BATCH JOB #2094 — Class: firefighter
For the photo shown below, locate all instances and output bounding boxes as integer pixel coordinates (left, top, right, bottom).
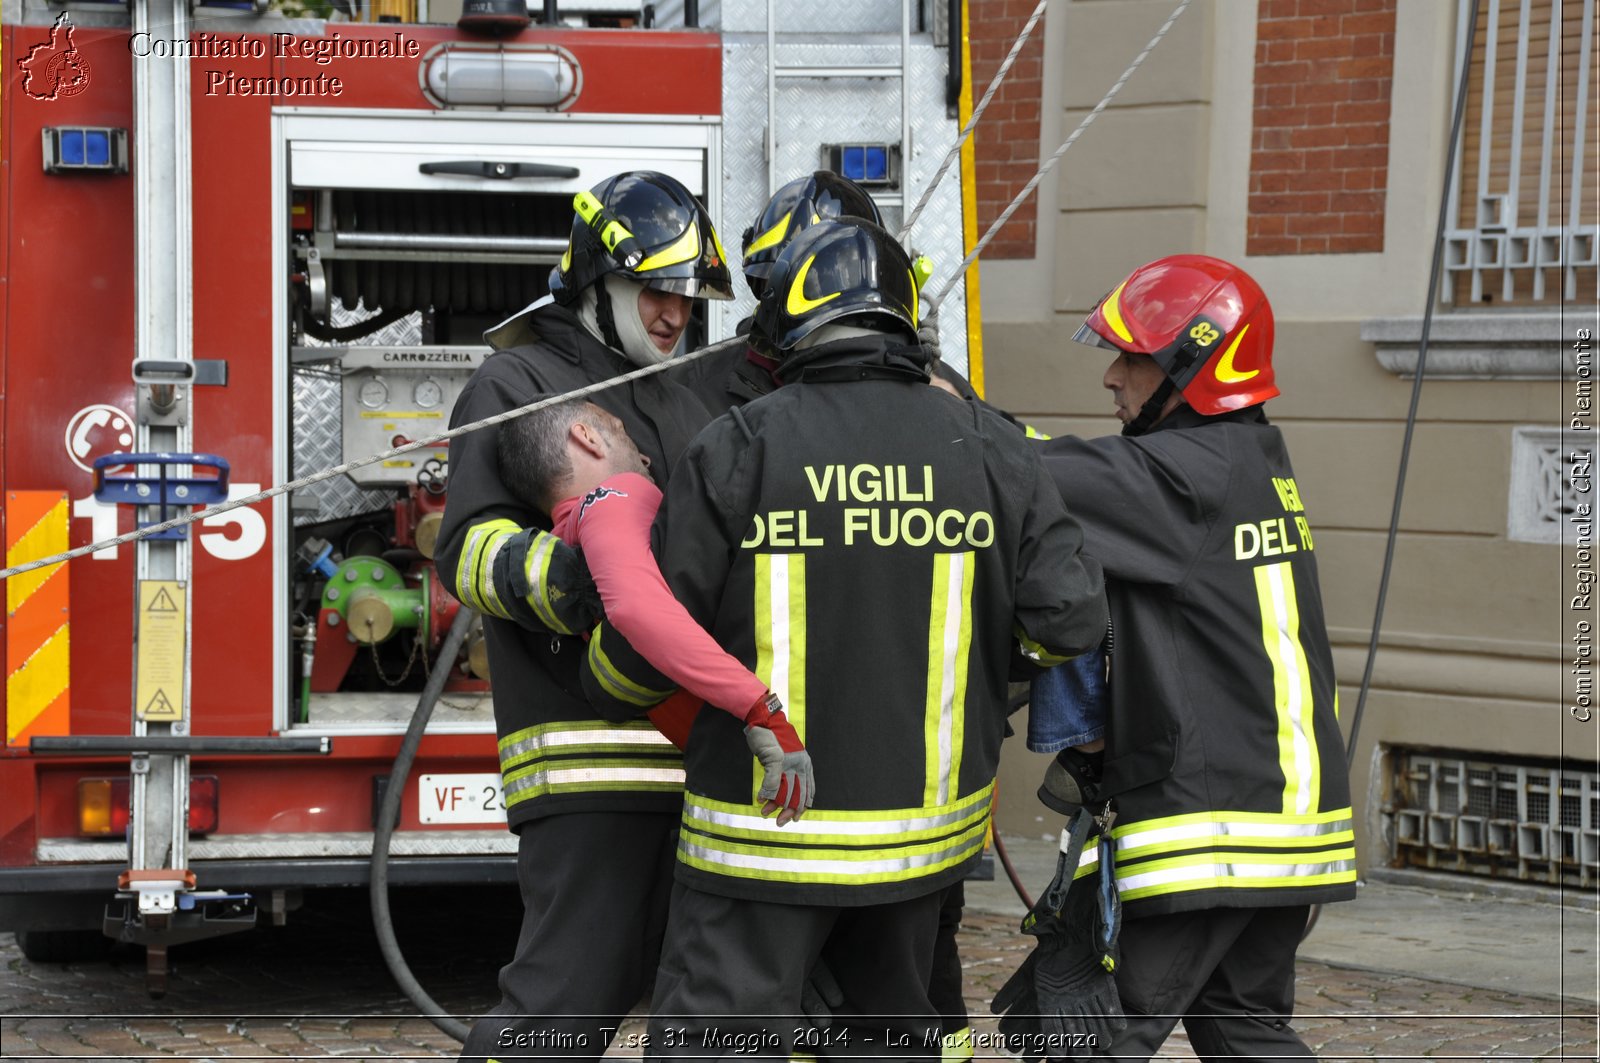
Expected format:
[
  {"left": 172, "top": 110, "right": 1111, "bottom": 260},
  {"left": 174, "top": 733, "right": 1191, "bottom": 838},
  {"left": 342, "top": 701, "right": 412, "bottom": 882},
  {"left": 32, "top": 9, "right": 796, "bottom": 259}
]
[
  {"left": 999, "top": 255, "right": 1357, "bottom": 1059},
  {"left": 581, "top": 218, "right": 1108, "bottom": 1056},
  {"left": 667, "top": 170, "right": 888, "bottom": 415},
  {"left": 435, "top": 169, "right": 734, "bottom": 1062}
]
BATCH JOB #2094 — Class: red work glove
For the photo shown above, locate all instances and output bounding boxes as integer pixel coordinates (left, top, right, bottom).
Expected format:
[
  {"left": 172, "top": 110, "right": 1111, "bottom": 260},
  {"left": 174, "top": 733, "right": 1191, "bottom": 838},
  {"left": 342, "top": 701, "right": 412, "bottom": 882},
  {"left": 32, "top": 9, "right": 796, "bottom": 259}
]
[{"left": 743, "top": 693, "right": 815, "bottom": 826}]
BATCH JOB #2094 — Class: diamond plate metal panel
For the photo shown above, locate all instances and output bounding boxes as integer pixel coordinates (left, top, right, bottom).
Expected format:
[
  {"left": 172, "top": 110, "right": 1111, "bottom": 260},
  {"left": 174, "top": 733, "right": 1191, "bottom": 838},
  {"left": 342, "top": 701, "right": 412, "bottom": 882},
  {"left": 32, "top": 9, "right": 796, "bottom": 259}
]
[
  {"left": 293, "top": 300, "right": 424, "bottom": 526},
  {"left": 722, "top": 0, "right": 920, "bottom": 35},
  {"left": 722, "top": 33, "right": 972, "bottom": 377}
]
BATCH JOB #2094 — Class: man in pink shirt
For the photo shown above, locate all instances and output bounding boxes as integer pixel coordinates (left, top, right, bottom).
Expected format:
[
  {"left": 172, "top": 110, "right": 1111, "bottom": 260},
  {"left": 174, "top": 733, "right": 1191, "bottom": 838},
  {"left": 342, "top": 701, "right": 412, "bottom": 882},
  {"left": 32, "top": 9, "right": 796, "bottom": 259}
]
[{"left": 497, "top": 400, "right": 814, "bottom": 825}]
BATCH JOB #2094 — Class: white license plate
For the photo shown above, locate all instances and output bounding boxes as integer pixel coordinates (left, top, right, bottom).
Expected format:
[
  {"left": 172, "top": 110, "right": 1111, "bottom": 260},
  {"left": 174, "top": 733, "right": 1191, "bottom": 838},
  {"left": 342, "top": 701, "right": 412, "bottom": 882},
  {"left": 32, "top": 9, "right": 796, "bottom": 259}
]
[{"left": 417, "top": 773, "right": 508, "bottom": 825}]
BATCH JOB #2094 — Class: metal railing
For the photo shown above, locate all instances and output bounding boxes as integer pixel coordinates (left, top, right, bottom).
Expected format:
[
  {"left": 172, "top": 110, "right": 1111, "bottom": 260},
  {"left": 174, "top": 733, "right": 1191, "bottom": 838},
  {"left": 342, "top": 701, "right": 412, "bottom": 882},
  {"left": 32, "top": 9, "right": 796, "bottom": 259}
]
[{"left": 1444, "top": 0, "right": 1598, "bottom": 304}]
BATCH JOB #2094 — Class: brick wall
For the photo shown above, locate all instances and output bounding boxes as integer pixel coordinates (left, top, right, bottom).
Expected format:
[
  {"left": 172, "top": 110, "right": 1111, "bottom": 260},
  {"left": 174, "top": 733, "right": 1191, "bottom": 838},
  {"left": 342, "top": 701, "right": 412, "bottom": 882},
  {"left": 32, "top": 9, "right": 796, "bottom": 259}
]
[
  {"left": 1248, "top": 0, "right": 1397, "bottom": 255},
  {"left": 968, "top": 0, "right": 1045, "bottom": 259}
]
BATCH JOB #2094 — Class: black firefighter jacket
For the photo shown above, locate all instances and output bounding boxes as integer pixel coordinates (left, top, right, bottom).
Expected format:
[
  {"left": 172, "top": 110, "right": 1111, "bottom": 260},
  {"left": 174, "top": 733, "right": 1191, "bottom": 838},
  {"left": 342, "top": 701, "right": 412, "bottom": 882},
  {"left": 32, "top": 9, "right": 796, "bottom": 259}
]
[
  {"left": 1035, "top": 405, "right": 1357, "bottom": 918},
  {"left": 585, "top": 335, "right": 1108, "bottom": 907},
  {"left": 436, "top": 300, "right": 724, "bottom": 829}
]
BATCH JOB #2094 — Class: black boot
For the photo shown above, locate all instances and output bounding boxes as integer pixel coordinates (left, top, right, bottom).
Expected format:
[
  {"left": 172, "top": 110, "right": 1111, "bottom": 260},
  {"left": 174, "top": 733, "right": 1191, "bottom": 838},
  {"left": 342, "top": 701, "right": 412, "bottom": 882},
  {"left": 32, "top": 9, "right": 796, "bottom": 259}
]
[{"left": 1037, "top": 748, "right": 1104, "bottom": 815}]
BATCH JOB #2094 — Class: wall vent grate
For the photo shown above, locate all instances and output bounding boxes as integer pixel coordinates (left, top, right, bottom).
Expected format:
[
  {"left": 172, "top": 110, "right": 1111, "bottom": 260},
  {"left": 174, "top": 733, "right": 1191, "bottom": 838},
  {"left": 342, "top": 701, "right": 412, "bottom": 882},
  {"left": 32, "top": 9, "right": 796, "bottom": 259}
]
[{"left": 1389, "top": 750, "right": 1599, "bottom": 888}]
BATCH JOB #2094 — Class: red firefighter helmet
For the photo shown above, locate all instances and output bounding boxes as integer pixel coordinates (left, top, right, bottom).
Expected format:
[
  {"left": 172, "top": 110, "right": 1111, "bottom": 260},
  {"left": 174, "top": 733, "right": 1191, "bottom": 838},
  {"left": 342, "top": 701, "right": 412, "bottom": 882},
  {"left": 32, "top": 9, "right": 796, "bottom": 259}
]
[{"left": 1073, "top": 254, "right": 1278, "bottom": 415}]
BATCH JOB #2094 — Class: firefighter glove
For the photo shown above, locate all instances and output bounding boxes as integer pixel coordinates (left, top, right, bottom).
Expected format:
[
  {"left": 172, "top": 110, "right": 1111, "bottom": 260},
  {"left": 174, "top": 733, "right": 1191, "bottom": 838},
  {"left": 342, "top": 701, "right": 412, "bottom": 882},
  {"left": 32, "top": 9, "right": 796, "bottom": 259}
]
[
  {"left": 992, "top": 813, "right": 1125, "bottom": 1060},
  {"left": 501, "top": 527, "right": 602, "bottom": 636},
  {"left": 743, "top": 693, "right": 814, "bottom": 826}
]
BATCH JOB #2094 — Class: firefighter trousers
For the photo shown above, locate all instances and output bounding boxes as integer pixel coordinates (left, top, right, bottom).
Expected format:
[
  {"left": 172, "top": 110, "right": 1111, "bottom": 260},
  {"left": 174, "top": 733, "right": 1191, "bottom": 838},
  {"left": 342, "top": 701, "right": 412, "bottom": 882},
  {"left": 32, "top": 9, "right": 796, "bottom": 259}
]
[
  {"left": 646, "top": 881, "right": 942, "bottom": 1061},
  {"left": 928, "top": 882, "right": 971, "bottom": 1053},
  {"left": 1099, "top": 905, "right": 1315, "bottom": 1062},
  {"left": 459, "top": 810, "right": 678, "bottom": 1063}
]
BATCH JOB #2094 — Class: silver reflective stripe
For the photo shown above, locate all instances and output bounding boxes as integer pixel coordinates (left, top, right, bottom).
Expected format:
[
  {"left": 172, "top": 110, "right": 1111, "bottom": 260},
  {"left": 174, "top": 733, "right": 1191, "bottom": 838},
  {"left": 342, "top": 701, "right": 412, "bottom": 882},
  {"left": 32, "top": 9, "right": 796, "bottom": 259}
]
[
  {"left": 499, "top": 726, "right": 677, "bottom": 764},
  {"left": 680, "top": 828, "right": 985, "bottom": 878},
  {"left": 1116, "top": 815, "right": 1353, "bottom": 854},
  {"left": 1257, "top": 560, "right": 1315, "bottom": 815},
  {"left": 931, "top": 552, "right": 967, "bottom": 806},
  {"left": 503, "top": 765, "right": 685, "bottom": 799},
  {"left": 1060, "top": 826, "right": 1104, "bottom": 867},
  {"left": 457, "top": 522, "right": 497, "bottom": 614},
  {"left": 768, "top": 553, "right": 795, "bottom": 713},
  {"left": 523, "top": 529, "right": 560, "bottom": 630},
  {"left": 684, "top": 787, "right": 991, "bottom": 840},
  {"left": 1117, "top": 854, "right": 1358, "bottom": 896},
  {"left": 479, "top": 528, "right": 513, "bottom": 617}
]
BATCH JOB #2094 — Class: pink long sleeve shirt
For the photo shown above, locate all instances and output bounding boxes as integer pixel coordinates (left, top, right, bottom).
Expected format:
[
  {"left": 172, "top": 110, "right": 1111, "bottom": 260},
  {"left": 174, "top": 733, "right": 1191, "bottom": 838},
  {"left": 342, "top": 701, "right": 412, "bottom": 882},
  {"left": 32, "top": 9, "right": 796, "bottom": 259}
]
[{"left": 551, "top": 472, "right": 767, "bottom": 718}]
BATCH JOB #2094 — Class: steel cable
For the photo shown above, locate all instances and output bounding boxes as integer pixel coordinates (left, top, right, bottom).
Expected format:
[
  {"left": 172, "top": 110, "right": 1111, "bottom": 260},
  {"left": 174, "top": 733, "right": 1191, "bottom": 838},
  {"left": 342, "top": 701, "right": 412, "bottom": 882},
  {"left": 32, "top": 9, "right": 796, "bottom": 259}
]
[
  {"left": 926, "top": 0, "right": 1192, "bottom": 316},
  {"left": 0, "top": 336, "right": 741, "bottom": 581},
  {"left": 2, "top": 2, "right": 1191, "bottom": 581},
  {"left": 899, "top": 0, "right": 1048, "bottom": 241}
]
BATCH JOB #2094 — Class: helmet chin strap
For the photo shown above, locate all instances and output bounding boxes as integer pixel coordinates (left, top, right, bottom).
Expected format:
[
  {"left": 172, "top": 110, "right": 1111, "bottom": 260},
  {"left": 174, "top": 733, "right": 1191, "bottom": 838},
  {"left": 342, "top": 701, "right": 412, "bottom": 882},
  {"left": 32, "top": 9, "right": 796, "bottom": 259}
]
[
  {"left": 1122, "top": 341, "right": 1203, "bottom": 437},
  {"left": 1121, "top": 377, "right": 1178, "bottom": 437}
]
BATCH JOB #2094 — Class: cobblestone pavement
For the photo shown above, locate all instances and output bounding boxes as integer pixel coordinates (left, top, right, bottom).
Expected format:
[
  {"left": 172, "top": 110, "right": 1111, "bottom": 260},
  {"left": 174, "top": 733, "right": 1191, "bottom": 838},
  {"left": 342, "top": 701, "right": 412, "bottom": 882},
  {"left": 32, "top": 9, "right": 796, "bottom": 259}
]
[{"left": 2, "top": 888, "right": 1595, "bottom": 1060}]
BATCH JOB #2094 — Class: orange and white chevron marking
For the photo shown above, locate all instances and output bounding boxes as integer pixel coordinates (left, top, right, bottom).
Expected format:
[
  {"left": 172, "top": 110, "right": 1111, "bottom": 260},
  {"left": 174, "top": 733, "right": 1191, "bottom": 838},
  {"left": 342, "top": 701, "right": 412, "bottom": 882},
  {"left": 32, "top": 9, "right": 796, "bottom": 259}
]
[{"left": 6, "top": 492, "right": 71, "bottom": 746}]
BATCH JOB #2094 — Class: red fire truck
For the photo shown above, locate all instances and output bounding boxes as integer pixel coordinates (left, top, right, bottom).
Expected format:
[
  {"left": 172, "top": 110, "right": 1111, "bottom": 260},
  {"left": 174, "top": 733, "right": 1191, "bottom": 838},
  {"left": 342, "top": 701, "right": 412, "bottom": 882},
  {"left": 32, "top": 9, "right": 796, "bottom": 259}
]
[{"left": 1, "top": 0, "right": 979, "bottom": 988}]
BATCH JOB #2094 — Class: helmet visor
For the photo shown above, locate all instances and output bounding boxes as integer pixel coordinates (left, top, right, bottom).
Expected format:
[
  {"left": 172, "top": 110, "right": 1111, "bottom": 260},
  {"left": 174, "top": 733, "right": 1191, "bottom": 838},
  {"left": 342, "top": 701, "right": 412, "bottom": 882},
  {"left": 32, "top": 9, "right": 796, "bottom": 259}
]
[
  {"left": 646, "top": 274, "right": 735, "bottom": 301},
  {"left": 1072, "top": 320, "right": 1127, "bottom": 353}
]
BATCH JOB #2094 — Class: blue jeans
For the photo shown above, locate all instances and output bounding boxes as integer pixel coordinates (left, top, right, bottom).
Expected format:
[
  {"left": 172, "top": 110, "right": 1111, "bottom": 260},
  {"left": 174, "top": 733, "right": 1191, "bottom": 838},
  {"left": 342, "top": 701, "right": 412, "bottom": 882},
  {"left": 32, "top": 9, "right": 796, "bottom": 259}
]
[{"left": 1027, "top": 649, "right": 1108, "bottom": 753}]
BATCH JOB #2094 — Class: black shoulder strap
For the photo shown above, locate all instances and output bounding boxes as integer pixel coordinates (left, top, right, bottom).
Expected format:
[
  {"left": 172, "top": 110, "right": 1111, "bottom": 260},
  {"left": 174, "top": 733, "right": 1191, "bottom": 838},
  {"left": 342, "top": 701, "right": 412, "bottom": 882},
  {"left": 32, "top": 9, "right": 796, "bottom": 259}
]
[{"left": 729, "top": 404, "right": 756, "bottom": 443}]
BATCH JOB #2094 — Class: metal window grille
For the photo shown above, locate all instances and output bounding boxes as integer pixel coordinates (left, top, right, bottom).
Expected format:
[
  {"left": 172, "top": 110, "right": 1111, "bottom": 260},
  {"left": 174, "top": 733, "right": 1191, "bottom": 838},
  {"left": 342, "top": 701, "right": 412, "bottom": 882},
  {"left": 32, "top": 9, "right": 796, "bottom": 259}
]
[
  {"left": 1444, "top": 0, "right": 1599, "bottom": 306},
  {"left": 1389, "top": 750, "right": 1600, "bottom": 888},
  {"left": 1508, "top": 426, "right": 1585, "bottom": 542}
]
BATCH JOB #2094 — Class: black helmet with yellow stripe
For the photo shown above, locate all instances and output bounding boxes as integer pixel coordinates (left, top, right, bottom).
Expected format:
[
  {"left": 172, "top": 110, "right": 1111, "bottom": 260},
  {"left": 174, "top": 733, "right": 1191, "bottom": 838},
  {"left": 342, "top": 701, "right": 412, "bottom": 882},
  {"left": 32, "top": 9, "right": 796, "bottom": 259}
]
[
  {"left": 549, "top": 171, "right": 734, "bottom": 305},
  {"left": 752, "top": 218, "right": 920, "bottom": 354},
  {"left": 741, "top": 172, "right": 883, "bottom": 297}
]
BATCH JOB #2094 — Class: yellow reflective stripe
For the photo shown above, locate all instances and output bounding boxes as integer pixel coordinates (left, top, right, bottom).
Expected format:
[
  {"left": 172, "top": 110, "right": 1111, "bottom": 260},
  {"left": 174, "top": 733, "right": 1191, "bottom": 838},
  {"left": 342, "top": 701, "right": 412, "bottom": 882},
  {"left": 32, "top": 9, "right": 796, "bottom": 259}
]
[
  {"left": 635, "top": 220, "right": 701, "bottom": 273},
  {"left": 522, "top": 530, "right": 566, "bottom": 632},
  {"left": 942, "top": 1028, "right": 974, "bottom": 1063},
  {"left": 1111, "top": 807, "right": 1351, "bottom": 836},
  {"left": 499, "top": 720, "right": 676, "bottom": 766},
  {"left": 457, "top": 519, "right": 518, "bottom": 618},
  {"left": 1113, "top": 811, "right": 1352, "bottom": 845},
  {"left": 684, "top": 784, "right": 993, "bottom": 846},
  {"left": 1014, "top": 625, "right": 1070, "bottom": 666},
  {"left": 502, "top": 759, "right": 685, "bottom": 807},
  {"left": 710, "top": 223, "right": 729, "bottom": 271},
  {"left": 586, "top": 628, "right": 675, "bottom": 708},
  {"left": 1213, "top": 324, "right": 1259, "bottom": 383},
  {"left": 754, "top": 553, "right": 807, "bottom": 801},
  {"left": 678, "top": 816, "right": 987, "bottom": 886},
  {"left": 1113, "top": 847, "right": 1358, "bottom": 902},
  {"left": 1255, "top": 561, "right": 1319, "bottom": 815},
  {"left": 745, "top": 211, "right": 791, "bottom": 255},
  {"left": 7, "top": 625, "right": 69, "bottom": 744},
  {"left": 1100, "top": 280, "right": 1135, "bottom": 345},
  {"left": 924, "top": 552, "right": 973, "bottom": 807},
  {"left": 1064, "top": 827, "right": 1103, "bottom": 881},
  {"left": 786, "top": 254, "right": 842, "bottom": 316},
  {"left": 1116, "top": 829, "right": 1354, "bottom": 863},
  {"left": 1023, "top": 423, "right": 1053, "bottom": 440}
]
